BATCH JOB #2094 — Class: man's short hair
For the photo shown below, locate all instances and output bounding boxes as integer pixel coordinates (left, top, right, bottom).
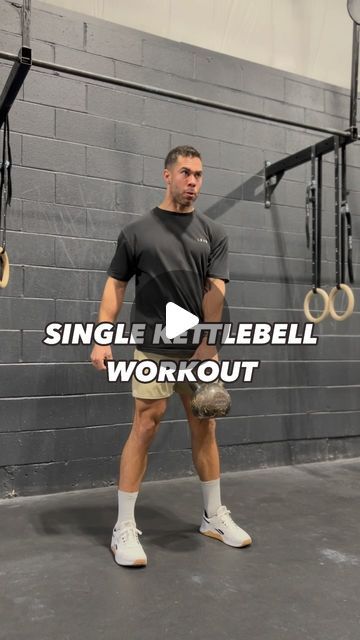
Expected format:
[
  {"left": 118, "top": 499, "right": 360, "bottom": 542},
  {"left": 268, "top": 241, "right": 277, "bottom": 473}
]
[{"left": 164, "top": 145, "right": 202, "bottom": 169}]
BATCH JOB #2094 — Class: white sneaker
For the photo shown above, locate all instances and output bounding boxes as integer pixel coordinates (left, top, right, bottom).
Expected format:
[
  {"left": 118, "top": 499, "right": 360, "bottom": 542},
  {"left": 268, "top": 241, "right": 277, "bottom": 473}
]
[
  {"left": 199, "top": 505, "right": 252, "bottom": 548},
  {"left": 111, "top": 520, "right": 147, "bottom": 566}
]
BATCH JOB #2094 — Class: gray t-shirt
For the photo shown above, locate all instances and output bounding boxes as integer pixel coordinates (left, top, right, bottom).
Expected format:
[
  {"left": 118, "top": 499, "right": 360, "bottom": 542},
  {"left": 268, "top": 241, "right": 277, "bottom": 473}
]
[{"left": 107, "top": 206, "right": 229, "bottom": 355}]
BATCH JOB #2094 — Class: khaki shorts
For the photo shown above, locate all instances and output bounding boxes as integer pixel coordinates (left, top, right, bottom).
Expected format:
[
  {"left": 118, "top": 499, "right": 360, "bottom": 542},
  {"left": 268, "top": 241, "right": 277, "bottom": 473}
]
[{"left": 131, "top": 348, "right": 194, "bottom": 400}]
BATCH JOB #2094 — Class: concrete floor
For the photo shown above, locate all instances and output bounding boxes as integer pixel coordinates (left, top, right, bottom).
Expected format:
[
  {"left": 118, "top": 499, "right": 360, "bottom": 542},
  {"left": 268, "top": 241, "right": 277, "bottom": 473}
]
[{"left": 1, "top": 458, "right": 360, "bottom": 640}]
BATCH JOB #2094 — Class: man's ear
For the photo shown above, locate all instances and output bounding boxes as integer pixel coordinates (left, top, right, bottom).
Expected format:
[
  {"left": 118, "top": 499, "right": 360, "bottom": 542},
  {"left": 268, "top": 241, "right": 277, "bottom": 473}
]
[{"left": 163, "top": 168, "right": 171, "bottom": 185}]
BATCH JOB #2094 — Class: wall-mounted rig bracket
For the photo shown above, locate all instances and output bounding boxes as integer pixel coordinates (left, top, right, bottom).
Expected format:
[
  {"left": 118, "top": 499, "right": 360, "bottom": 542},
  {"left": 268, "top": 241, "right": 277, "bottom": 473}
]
[
  {"left": 264, "top": 161, "right": 284, "bottom": 208},
  {"left": 0, "top": 46, "right": 32, "bottom": 130},
  {"left": 263, "top": 131, "right": 356, "bottom": 209},
  {"left": 347, "top": 125, "right": 359, "bottom": 141}
]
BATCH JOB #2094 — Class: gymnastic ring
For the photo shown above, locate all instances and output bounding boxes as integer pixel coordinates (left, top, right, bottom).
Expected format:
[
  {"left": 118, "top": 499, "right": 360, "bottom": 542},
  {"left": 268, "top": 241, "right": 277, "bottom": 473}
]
[
  {"left": 0, "top": 248, "right": 10, "bottom": 288},
  {"left": 328, "top": 283, "right": 355, "bottom": 321},
  {"left": 303, "top": 288, "right": 330, "bottom": 323}
]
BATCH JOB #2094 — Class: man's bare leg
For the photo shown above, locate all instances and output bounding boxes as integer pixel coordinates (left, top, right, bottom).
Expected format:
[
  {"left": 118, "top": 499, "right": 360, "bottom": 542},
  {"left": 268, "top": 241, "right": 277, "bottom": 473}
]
[
  {"left": 179, "top": 393, "right": 220, "bottom": 481},
  {"left": 179, "top": 393, "right": 252, "bottom": 547},
  {"left": 111, "top": 397, "right": 168, "bottom": 565},
  {"left": 119, "top": 397, "right": 168, "bottom": 491}
]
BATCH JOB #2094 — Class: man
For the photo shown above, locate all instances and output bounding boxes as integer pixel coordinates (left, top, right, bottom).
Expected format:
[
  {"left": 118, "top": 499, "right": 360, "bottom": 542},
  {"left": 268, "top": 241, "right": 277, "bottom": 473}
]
[{"left": 91, "top": 145, "right": 252, "bottom": 567}]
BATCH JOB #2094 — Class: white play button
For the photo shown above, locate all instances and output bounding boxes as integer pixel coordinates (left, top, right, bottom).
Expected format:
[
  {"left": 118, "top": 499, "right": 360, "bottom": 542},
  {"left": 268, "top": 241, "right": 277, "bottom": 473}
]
[{"left": 165, "top": 302, "right": 199, "bottom": 340}]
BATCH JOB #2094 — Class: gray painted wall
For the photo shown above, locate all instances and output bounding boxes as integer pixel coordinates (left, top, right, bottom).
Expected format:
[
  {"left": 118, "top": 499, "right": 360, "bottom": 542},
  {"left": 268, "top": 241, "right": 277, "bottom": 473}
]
[{"left": 0, "top": 0, "right": 359, "bottom": 497}]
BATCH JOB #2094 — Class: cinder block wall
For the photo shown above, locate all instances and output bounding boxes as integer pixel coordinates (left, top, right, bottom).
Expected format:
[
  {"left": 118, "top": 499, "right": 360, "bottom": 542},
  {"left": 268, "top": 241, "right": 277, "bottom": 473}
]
[{"left": 0, "top": 0, "right": 359, "bottom": 497}]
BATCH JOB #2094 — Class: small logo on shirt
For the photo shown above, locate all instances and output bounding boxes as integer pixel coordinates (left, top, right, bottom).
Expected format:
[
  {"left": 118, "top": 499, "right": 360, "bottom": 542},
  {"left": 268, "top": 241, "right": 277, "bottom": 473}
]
[{"left": 196, "top": 237, "right": 208, "bottom": 244}]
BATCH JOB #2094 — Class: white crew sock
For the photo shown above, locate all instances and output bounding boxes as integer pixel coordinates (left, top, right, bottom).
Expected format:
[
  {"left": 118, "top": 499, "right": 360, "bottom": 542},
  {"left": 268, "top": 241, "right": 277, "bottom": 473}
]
[
  {"left": 115, "top": 489, "right": 139, "bottom": 529},
  {"left": 200, "top": 478, "right": 222, "bottom": 518}
]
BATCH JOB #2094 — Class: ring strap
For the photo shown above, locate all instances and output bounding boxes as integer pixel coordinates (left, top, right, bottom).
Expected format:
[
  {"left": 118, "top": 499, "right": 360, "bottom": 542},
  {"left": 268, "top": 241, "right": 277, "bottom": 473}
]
[
  {"left": 334, "top": 136, "right": 341, "bottom": 289},
  {"left": 317, "top": 154, "right": 322, "bottom": 290},
  {"left": 331, "top": 140, "right": 355, "bottom": 321},
  {"left": 309, "top": 145, "right": 319, "bottom": 292},
  {"left": 305, "top": 184, "right": 311, "bottom": 249},
  {"left": 0, "top": 115, "right": 12, "bottom": 252},
  {"left": 340, "top": 146, "right": 354, "bottom": 284},
  {"left": 304, "top": 147, "right": 329, "bottom": 322}
]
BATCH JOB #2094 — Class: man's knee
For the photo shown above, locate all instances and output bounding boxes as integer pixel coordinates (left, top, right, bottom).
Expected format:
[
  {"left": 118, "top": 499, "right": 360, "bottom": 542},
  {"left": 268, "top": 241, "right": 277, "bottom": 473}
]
[
  {"left": 189, "top": 416, "right": 217, "bottom": 438},
  {"left": 133, "top": 398, "right": 167, "bottom": 442},
  {"left": 180, "top": 394, "right": 217, "bottom": 437}
]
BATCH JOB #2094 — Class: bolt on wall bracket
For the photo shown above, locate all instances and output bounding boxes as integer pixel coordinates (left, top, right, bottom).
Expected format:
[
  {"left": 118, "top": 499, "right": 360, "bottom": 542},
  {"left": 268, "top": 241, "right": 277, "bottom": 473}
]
[{"left": 264, "top": 161, "right": 284, "bottom": 208}]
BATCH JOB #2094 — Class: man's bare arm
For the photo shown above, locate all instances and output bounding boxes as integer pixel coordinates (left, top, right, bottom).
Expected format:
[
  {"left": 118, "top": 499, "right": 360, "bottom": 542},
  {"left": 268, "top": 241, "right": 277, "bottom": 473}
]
[
  {"left": 203, "top": 277, "right": 226, "bottom": 323},
  {"left": 97, "top": 277, "right": 128, "bottom": 323},
  {"left": 192, "top": 277, "right": 226, "bottom": 362},
  {"left": 90, "top": 277, "right": 128, "bottom": 370}
]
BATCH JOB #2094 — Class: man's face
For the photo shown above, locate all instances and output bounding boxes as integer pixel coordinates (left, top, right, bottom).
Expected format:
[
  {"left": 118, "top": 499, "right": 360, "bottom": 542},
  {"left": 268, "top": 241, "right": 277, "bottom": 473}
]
[{"left": 164, "top": 156, "right": 203, "bottom": 206}]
